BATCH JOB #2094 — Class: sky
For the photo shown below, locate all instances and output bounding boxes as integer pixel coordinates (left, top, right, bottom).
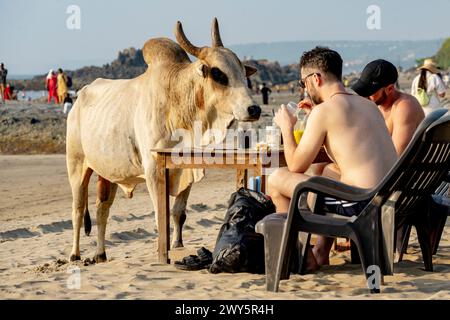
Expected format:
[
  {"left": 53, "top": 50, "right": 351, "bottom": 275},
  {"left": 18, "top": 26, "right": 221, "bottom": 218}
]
[{"left": 1, "top": 0, "right": 449, "bottom": 75}]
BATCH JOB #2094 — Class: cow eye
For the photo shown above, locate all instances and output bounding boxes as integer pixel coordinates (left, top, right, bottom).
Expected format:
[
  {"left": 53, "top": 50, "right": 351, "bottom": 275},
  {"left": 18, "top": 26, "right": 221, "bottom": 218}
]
[{"left": 210, "top": 67, "right": 229, "bottom": 86}]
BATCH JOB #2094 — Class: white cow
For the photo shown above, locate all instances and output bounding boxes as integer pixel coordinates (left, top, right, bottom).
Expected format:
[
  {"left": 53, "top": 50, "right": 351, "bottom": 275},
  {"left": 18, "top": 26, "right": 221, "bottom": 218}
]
[{"left": 67, "top": 18, "right": 261, "bottom": 262}]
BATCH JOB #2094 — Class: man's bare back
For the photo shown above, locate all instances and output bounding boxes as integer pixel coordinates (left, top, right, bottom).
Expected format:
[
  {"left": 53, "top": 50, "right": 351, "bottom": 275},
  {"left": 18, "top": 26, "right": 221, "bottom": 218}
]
[{"left": 315, "top": 94, "right": 398, "bottom": 188}]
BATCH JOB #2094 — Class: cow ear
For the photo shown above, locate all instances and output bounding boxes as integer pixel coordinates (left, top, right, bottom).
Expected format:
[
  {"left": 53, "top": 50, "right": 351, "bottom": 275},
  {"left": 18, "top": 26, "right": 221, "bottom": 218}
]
[
  {"left": 197, "top": 64, "right": 209, "bottom": 78},
  {"left": 245, "top": 65, "right": 257, "bottom": 77}
]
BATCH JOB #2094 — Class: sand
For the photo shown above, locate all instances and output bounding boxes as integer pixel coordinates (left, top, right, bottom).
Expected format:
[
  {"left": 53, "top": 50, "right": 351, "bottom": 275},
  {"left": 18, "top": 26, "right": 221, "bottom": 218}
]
[{"left": 0, "top": 154, "right": 449, "bottom": 300}]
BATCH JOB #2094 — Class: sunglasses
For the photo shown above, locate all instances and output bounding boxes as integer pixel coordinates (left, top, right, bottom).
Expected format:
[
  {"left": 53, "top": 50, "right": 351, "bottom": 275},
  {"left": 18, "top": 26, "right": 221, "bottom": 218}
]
[{"left": 299, "top": 72, "right": 321, "bottom": 89}]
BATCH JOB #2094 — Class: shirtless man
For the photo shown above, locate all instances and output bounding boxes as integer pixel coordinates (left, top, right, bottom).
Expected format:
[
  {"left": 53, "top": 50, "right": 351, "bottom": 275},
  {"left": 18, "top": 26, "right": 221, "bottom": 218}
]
[
  {"left": 268, "top": 47, "right": 398, "bottom": 271},
  {"left": 352, "top": 59, "right": 425, "bottom": 155}
]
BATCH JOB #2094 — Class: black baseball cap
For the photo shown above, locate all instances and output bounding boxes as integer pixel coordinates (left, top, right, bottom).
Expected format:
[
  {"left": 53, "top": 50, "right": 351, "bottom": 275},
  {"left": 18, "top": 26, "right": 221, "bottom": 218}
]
[{"left": 351, "top": 59, "right": 398, "bottom": 97}]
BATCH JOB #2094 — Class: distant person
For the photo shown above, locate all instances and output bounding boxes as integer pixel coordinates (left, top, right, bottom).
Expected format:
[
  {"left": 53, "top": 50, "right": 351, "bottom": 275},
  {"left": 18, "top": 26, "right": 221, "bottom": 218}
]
[
  {"left": 57, "top": 68, "right": 68, "bottom": 104},
  {"left": 46, "top": 69, "right": 58, "bottom": 104},
  {"left": 290, "top": 82, "right": 295, "bottom": 94},
  {"left": 261, "top": 82, "right": 271, "bottom": 105},
  {"left": 411, "top": 59, "right": 446, "bottom": 115},
  {"left": 63, "top": 93, "right": 73, "bottom": 115},
  {"left": 352, "top": 59, "right": 425, "bottom": 155},
  {"left": 298, "top": 86, "right": 305, "bottom": 101},
  {"left": 9, "top": 84, "right": 17, "bottom": 100},
  {"left": 0, "top": 63, "right": 7, "bottom": 103},
  {"left": 3, "top": 83, "right": 12, "bottom": 100}
]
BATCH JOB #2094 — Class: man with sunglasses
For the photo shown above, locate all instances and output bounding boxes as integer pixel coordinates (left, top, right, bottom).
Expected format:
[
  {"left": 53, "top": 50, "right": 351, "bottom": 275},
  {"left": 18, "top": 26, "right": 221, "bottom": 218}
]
[
  {"left": 268, "top": 47, "right": 397, "bottom": 272},
  {"left": 352, "top": 59, "right": 424, "bottom": 155}
]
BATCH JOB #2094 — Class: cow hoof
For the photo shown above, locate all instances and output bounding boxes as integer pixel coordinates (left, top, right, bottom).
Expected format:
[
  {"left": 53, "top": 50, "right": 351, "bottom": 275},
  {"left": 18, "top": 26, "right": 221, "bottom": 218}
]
[
  {"left": 171, "top": 241, "right": 184, "bottom": 248},
  {"left": 70, "top": 254, "right": 81, "bottom": 262},
  {"left": 93, "top": 252, "right": 107, "bottom": 263}
]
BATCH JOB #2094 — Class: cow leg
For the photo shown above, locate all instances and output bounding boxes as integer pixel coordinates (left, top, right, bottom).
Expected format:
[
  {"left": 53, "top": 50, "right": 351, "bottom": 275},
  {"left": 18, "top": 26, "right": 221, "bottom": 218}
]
[
  {"left": 93, "top": 176, "right": 118, "bottom": 263},
  {"left": 171, "top": 185, "right": 191, "bottom": 248},
  {"left": 68, "top": 160, "right": 93, "bottom": 262}
]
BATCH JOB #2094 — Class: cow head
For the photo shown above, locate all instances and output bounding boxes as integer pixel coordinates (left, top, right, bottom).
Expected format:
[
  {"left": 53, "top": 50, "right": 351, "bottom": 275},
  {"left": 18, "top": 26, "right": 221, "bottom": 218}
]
[{"left": 175, "top": 18, "right": 261, "bottom": 122}]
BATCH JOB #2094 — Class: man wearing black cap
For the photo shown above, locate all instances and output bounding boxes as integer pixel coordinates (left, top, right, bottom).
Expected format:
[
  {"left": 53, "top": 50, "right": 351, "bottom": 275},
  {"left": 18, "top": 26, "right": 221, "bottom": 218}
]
[{"left": 352, "top": 59, "right": 424, "bottom": 155}]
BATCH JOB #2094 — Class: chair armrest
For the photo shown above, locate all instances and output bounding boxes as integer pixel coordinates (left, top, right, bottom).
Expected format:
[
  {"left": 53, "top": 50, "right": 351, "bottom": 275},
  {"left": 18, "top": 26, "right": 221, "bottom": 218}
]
[{"left": 292, "top": 176, "right": 375, "bottom": 205}]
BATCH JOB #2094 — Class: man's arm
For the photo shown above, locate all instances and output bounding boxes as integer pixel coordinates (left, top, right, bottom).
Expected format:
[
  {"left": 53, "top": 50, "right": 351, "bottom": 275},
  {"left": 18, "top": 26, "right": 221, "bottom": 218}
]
[
  {"left": 391, "top": 101, "right": 419, "bottom": 155},
  {"left": 282, "top": 106, "right": 326, "bottom": 173}
]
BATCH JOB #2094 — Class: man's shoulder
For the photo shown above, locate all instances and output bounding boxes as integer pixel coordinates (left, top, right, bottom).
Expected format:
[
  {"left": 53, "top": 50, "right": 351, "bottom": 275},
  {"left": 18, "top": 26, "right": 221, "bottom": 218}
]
[
  {"left": 395, "top": 93, "right": 422, "bottom": 110},
  {"left": 392, "top": 93, "right": 424, "bottom": 119},
  {"left": 320, "top": 94, "right": 372, "bottom": 111}
]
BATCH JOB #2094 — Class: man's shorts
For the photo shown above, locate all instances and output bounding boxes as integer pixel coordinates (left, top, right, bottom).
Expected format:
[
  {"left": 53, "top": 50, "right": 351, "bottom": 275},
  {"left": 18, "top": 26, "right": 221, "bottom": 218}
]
[{"left": 316, "top": 195, "right": 369, "bottom": 217}]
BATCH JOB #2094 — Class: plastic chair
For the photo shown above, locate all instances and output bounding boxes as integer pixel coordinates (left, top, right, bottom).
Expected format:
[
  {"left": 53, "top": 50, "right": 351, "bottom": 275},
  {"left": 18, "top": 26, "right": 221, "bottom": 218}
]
[
  {"left": 396, "top": 171, "right": 450, "bottom": 261},
  {"left": 256, "top": 108, "right": 450, "bottom": 293}
]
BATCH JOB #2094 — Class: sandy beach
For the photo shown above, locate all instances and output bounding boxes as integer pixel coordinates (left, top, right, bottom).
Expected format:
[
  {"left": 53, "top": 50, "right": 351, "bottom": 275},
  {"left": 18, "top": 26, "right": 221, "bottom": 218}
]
[
  {"left": 0, "top": 153, "right": 449, "bottom": 300},
  {"left": 2, "top": 0, "right": 450, "bottom": 304}
]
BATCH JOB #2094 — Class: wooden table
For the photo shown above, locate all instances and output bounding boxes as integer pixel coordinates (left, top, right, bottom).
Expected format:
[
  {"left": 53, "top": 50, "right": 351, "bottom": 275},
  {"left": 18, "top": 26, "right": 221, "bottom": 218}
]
[{"left": 151, "top": 147, "right": 330, "bottom": 263}]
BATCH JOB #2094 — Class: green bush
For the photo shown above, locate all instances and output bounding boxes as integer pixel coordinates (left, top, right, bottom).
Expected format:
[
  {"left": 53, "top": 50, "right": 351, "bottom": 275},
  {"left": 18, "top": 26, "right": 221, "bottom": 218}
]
[{"left": 434, "top": 38, "right": 450, "bottom": 69}]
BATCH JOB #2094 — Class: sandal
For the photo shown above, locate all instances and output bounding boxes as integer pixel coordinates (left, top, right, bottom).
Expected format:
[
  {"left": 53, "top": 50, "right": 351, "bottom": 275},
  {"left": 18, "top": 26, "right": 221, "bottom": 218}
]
[{"left": 174, "top": 247, "right": 213, "bottom": 271}]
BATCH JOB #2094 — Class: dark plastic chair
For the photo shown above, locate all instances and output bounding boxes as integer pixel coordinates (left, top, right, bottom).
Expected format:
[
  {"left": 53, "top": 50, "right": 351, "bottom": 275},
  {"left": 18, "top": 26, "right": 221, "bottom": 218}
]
[
  {"left": 256, "top": 108, "right": 450, "bottom": 293},
  {"left": 396, "top": 171, "right": 450, "bottom": 261}
]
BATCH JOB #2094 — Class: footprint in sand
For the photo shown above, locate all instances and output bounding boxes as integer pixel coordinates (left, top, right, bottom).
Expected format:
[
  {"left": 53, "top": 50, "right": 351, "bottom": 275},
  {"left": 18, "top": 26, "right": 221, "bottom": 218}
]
[
  {"left": 89, "top": 239, "right": 113, "bottom": 246},
  {"left": 196, "top": 218, "right": 221, "bottom": 227},
  {"left": 111, "top": 213, "right": 152, "bottom": 222},
  {"left": 126, "top": 213, "right": 152, "bottom": 221},
  {"left": 0, "top": 228, "right": 39, "bottom": 241},
  {"left": 239, "top": 279, "right": 265, "bottom": 289},
  {"left": 31, "top": 259, "right": 69, "bottom": 274},
  {"left": 110, "top": 228, "right": 156, "bottom": 241},
  {"left": 213, "top": 203, "right": 227, "bottom": 211},
  {"left": 111, "top": 216, "right": 124, "bottom": 222},
  {"left": 190, "top": 203, "right": 210, "bottom": 212},
  {"left": 34, "top": 220, "right": 72, "bottom": 234},
  {"left": 1, "top": 220, "right": 74, "bottom": 242}
]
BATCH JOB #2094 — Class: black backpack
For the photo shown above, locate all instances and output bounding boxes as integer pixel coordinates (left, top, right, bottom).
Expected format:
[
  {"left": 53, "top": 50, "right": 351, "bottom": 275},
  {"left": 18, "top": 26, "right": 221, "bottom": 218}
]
[
  {"left": 66, "top": 76, "right": 73, "bottom": 88},
  {"left": 209, "top": 188, "right": 275, "bottom": 274}
]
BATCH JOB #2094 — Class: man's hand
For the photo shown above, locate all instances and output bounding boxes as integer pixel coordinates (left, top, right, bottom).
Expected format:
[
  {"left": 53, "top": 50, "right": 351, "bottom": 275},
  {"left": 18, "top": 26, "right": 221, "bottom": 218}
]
[
  {"left": 274, "top": 104, "right": 297, "bottom": 131},
  {"left": 298, "top": 97, "right": 313, "bottom": 115}
]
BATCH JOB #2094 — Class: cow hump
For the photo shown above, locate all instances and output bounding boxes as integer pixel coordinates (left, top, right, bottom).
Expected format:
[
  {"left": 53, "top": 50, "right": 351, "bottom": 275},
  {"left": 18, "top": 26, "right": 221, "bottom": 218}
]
[{"left": 142, "top": 38, "right": 190, "bottom": 67}]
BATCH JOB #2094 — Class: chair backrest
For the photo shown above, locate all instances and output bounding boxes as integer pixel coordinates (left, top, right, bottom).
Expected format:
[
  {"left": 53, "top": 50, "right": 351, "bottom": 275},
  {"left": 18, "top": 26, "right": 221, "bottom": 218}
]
[{"left": 373, "top": 108, "right": 450, "bottom": 226}]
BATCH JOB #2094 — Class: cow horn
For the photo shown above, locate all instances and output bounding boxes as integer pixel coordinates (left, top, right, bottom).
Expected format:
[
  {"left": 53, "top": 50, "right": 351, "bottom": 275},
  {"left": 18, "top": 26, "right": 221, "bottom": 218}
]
[
  {"left": 211, "top": 17, "right": 223, "bottom": 47},
  {"left": 175, "top": 21, "right": 206, "bottom": 58}
]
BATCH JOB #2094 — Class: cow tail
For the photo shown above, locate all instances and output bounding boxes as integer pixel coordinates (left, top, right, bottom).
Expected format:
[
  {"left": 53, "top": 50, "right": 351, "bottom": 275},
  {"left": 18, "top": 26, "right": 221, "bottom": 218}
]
[{"left": 84, "top": 205, "right": 92, "bottom": 236}]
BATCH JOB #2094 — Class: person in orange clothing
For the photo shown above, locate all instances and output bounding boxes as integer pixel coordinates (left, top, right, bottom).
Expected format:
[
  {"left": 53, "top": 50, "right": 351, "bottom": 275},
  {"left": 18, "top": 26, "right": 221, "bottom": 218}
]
[
  {"left": 57, "top": 68, "right": 68, "bottom": 104},
  {"left": 46, "top": 69, "right": 58, "bottom": 104}
]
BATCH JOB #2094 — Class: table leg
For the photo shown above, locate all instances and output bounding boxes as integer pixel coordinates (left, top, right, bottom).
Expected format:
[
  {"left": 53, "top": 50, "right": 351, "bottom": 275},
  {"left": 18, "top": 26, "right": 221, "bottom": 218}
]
[
  {"left": 236, "top": 169, "right": 248, "bottom": 189},
  {"left": 156, "top": 154, "right": 170, "bottom": 264},
  {"left": 254, "top": 164, "right": 264, "bottom": 193},
  {"left": 260, "top": 174, "right": 267, "bottom": 194}
]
